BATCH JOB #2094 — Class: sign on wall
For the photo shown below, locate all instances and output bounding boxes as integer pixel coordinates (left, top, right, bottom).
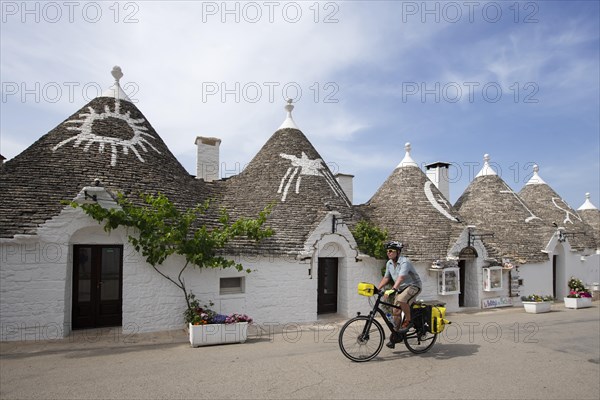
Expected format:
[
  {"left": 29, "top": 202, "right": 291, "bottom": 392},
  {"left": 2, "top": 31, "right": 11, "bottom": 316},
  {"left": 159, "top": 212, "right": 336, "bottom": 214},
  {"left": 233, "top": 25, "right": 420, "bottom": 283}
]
[{"left": 481, "top": 297, "right": 513, "bottom": 309}]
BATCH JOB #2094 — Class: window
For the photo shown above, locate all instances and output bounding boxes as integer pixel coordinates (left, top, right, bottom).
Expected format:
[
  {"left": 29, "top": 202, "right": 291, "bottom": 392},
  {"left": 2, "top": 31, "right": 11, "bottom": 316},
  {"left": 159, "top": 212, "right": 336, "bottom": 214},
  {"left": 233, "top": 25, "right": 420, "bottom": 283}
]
[
  {"left": 483, "top": 267, "right": 503, "bottom": 291},
  {"left": 438, "top": 267, "right": 460, "bottom": 295},
  {"left": 220, "top": 277, "right": 244, "bottom": 295}
]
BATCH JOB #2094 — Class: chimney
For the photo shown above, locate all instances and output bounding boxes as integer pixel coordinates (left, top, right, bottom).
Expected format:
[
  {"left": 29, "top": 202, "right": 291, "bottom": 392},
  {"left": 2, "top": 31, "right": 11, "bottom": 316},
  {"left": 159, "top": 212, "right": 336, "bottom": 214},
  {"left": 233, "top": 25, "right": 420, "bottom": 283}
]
[
  {"left": 425, "top": 162, "right": 451, "bottom": 200},
  {"left": 195, "top": 136, "right": 221, "bottom": 182},
  {"left": 335, "top": 173, "right": 354, "bottom": 204}
]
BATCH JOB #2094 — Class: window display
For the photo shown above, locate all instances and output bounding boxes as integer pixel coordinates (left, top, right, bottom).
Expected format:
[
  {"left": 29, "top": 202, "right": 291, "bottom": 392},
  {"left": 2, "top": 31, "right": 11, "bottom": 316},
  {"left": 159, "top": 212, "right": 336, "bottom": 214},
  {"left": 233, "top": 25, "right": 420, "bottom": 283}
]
[
  {"left": 438, "top": 267, "right": 460, "bottom": 295},
  {"left": 483, "top": 266, "right": 503, "bottom": 291}
]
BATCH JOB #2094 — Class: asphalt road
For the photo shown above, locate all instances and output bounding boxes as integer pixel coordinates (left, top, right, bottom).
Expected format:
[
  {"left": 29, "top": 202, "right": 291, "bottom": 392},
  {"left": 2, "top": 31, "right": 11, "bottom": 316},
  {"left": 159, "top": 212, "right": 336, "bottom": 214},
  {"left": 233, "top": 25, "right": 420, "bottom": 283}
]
[{"left": 1, "top": 303, "right": 599, "bottom": 400}]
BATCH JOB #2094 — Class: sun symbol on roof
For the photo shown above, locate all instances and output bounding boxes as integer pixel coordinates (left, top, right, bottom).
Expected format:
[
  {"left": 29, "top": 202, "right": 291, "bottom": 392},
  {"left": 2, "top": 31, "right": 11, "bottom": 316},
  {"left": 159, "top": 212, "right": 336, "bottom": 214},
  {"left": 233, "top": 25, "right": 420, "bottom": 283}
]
[{"left": 52, "top": 99, "right": 160, "bottom": 166}]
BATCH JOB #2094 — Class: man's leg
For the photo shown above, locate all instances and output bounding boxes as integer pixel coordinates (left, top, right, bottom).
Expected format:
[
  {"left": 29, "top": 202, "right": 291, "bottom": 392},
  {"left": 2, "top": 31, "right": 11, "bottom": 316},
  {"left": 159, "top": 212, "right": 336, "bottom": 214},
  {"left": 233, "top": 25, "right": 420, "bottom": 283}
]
[
  {"left": 396, "top": 286, "right": 421, "bottom": 330},
  {"left": 399, "top": 302, "right": 411, "bottom": 327},
  {"left": 392, "top": 306, "right": 402, "bottom": 331}
]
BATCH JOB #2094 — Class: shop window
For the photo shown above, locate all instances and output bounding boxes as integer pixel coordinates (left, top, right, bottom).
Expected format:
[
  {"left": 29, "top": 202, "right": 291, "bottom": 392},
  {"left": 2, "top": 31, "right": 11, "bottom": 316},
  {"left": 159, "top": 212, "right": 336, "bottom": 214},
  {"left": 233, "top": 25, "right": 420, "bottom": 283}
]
[
  {"left": 437, "top": 267, "right": 460, "bottom": 295},
  {"left": 483, "top": 267, "right": 503, "bottom": 291}
]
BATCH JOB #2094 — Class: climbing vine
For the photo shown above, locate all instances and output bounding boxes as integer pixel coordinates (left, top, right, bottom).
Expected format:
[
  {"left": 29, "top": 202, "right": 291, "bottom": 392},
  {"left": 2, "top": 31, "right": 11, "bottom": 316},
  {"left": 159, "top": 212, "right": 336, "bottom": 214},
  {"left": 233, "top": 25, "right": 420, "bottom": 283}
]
[
  {"left": 69, "top": 193, "right": 274, "bottom": 313},
  {"left": 351, "top": 219, "right": 389, "bottom": 260}
]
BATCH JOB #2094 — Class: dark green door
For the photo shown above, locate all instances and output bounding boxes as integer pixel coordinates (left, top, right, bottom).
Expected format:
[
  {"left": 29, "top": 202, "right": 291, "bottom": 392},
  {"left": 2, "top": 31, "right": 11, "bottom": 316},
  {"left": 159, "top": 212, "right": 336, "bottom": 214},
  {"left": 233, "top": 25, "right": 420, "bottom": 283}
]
[{"left": 72, "top": 245, "right": 123, "bottom": 329}]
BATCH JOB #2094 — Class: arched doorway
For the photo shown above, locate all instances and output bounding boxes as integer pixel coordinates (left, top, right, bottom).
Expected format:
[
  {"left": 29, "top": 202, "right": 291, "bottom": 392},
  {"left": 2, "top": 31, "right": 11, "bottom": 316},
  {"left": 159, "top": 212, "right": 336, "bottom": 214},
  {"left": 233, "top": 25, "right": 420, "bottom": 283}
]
[
  {"left": 459, "top": 247, "right": 478, "bottom": 307},
  {"left": 553, "top": 243, "right": 566, "bottom": 299}
]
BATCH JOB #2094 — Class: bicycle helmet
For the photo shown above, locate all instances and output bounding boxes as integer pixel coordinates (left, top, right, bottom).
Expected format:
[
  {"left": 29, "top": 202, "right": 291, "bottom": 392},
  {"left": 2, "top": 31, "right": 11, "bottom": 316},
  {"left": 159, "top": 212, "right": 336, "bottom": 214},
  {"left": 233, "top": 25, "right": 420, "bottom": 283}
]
[{"left": 385, "top": 241, "right": 403, "bottom": 252}]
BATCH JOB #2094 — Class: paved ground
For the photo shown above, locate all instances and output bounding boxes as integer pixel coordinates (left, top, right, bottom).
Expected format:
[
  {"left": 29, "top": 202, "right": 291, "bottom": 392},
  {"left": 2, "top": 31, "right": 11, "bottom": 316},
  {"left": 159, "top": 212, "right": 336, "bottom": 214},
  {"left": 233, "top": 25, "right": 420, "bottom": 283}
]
[{"left": 1, "top": 303, "right": 599, "bottom": 400}]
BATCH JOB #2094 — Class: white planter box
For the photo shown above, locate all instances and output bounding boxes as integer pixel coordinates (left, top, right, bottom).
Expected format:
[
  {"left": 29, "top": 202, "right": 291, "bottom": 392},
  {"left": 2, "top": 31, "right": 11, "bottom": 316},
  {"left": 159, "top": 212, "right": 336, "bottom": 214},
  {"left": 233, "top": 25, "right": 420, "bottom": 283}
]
[
  {"left": 523, "top": 301, "right": 552, "bottom": 314},
  {"left": 564, "top": 297, "right": 592, "bottom": 309},
  {"left": 189, "top": 322, "right": 248, "bottom": 347}
]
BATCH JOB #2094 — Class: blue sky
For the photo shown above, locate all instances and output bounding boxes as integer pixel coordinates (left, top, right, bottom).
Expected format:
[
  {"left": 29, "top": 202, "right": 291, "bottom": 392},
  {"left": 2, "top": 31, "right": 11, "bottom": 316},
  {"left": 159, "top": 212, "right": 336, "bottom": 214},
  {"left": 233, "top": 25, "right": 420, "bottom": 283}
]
[{"left": 1, "top": 0, "right": 599, "bottom": 209}]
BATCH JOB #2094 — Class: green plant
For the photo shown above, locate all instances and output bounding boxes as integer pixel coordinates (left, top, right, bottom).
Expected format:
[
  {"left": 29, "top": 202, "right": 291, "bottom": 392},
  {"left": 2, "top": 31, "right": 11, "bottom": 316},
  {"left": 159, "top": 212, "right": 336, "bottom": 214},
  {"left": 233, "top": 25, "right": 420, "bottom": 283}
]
[
  {"left": 69, "top": 192, "right": 274, "bottom": 313},
  {"left": 351, "top": 220, "right": 388, "bottom": 260}
]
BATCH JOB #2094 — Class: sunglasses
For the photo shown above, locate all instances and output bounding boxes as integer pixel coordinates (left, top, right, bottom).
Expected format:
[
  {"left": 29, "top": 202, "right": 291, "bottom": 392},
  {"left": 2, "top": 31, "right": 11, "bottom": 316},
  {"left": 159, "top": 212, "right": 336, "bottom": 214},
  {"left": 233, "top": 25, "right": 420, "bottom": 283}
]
[{"left": 387, "top": 249, "right": 397, "bottom": 253}]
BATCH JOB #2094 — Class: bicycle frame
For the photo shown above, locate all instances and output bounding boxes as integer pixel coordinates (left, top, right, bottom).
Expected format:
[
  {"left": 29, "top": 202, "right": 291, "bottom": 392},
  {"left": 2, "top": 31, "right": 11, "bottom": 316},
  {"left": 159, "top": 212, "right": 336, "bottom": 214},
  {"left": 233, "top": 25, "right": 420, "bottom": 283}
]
[{"left": 359, "top": 289, "right": 424, "bottom": 342}]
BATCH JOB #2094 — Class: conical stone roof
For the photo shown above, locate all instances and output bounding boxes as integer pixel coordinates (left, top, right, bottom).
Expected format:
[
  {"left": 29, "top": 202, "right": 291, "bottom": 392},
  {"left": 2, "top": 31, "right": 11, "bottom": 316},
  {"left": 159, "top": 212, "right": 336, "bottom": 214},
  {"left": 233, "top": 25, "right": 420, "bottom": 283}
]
[
  {"left": 220, "top": 103, "right": 352, "bottom": 256},
  {"left": 577, "top": 193, "right": 600, "bottom": 250},
  {"left": 361, "top": 143, "right": 465, "bottom": 262},
  {"left": 519, "top": 165, "right": 597, "bottom": 252},
  {"left": 454, "top": 155, "right": 548, "bottom": 263},
  {"left": 0, "top": 68, "right": 210, "bottom": 238}
]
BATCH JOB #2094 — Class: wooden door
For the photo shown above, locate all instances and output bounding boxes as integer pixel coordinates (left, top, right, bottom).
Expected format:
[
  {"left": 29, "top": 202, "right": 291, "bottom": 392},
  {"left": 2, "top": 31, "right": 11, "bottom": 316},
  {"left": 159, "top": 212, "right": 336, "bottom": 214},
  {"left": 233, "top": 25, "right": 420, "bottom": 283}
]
[{"left": 72, "top": 245, "right": 123, "bottom": 329}]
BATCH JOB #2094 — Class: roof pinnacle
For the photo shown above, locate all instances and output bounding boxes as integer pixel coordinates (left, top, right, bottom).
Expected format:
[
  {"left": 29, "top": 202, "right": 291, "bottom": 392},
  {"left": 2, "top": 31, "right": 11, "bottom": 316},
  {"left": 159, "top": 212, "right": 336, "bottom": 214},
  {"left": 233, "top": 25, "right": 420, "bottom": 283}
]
[
  {"left": 578, "top": 192, "right": 598, "bottom": 210},
  {"left": 101, "top": 65, "right": 132, "bottom": 102},
  {"left": 475, "top": 153, "right": 497, "bottom": 177},
  {"left": 525, "top": 164, "right": 547, "bottom": 185},
  {"left": 396, "top": 142, "right": 418, "bottom": 168},
  {"left": 278, "top": 98, "right": 299, "bottom": 130}
]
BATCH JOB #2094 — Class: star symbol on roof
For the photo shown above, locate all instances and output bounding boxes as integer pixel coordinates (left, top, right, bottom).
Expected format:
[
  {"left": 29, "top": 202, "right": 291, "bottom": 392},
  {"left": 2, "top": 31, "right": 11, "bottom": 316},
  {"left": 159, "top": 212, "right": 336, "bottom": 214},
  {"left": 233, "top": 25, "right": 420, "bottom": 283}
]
[{"left": 280, "top": 152, "right": 324, "bottom": 176}]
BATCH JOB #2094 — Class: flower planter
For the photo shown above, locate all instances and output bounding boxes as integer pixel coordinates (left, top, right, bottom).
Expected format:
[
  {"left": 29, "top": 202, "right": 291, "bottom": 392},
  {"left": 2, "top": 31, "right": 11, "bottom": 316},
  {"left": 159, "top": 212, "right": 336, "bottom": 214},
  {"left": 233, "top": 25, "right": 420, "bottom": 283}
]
[
  {"left": 564, "top": 297, "right": 592, "bottom": 309},
  {"left": 189, "top": 322, "right": 248, "bottom": 347},
  {"left": 523, "top": 301, "right": 552, "bottom": 314}
]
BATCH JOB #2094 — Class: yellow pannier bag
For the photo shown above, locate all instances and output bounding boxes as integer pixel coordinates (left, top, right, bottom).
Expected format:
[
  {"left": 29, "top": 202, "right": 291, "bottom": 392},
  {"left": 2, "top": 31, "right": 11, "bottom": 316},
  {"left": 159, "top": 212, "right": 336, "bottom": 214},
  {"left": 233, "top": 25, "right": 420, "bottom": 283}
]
[
  {"left": 357, "top": 282, "right": 376, "bottom": 297},
  {"left": 430, "top": 305, "right": 450, "bottom": 333}
]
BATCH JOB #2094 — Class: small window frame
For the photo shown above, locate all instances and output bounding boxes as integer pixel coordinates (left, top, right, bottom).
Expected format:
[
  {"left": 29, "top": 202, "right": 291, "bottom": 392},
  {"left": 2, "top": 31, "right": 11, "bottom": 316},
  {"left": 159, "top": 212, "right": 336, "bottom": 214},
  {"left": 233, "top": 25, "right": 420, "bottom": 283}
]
[{"left": 219, "top": 277, "right": 244, "bottom": 295}]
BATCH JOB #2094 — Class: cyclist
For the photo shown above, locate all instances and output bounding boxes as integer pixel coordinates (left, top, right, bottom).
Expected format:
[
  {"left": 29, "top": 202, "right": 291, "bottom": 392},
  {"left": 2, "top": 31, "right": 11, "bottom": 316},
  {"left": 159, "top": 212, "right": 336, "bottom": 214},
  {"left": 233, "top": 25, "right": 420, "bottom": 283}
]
[{"left": 377, "top": 241, "right": 422, "bottom": 348}]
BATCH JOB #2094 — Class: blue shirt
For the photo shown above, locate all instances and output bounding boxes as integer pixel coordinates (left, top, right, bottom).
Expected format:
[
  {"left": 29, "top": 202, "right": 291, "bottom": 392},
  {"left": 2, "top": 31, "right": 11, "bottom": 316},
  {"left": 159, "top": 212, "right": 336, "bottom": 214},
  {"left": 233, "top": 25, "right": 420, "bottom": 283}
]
[{"left": 385, "top": 256, "right": 422, "bottom": 290}]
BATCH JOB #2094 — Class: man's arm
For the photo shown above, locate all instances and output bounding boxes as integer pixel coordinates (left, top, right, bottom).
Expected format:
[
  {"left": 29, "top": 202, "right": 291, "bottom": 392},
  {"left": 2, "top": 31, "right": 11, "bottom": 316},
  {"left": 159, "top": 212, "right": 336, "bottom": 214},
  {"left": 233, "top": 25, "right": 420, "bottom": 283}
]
[{"left": 377, "top": 276, "right": 391, "bottom": 290}]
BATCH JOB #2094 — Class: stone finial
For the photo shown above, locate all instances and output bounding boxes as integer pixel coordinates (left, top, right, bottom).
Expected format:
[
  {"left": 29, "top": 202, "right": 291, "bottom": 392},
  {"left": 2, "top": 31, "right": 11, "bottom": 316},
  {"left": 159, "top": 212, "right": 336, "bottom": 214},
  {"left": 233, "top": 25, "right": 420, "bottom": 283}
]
[
  {"left": 526, "top": 164, "right": 547, "bottom": 185},
  {"left": 111, "top": 66, "right": 123, "bottom": 83},
  {"left": 101, "top": 65, "right": 132, "bottom": 102},
  {"left": 285, "top": 98, "right": 294, "bottom": 114},
  {"left": 278, "top": 99, "right": 299, "bottom": 130},
  {"left": 476, "top": 153, "right": 497, "bottom": 177},
  {"left": 397, "top": 142, "right": 418, "bottom": 168},
  {"left": 578, "top": 192, "right": 598, "bottom": 210}
]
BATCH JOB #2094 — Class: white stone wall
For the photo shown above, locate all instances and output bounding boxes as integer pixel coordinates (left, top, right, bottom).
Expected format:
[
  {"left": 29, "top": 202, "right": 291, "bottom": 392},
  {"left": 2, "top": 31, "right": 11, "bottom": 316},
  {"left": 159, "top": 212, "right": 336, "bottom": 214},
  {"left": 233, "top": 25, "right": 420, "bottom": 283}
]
[
  {"left": 518, "top": 261, "right": 554, "bottom": 300},
  {"left": 518, "top": 236, "right": 600, "bottom": 301},
  {"left": 0, "top": 234, "right": 70, "bottom": 341},
  {"left": 582, "top": 253, "right": 600, "bottom": 288},
  {"left": 0, "top": 205, "right": 130, "bottom": 341}
]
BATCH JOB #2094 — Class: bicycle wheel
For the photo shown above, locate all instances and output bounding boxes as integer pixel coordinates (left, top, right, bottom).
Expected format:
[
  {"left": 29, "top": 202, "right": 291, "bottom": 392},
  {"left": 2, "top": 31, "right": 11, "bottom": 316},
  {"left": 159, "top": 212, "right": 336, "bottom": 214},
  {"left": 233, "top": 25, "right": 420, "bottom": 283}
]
[
  {"left": 338, "top": 316, "right": 384, "bottom": 362},
  {"left": 404, "top": 328, "right": 437, "bottom": 354}
]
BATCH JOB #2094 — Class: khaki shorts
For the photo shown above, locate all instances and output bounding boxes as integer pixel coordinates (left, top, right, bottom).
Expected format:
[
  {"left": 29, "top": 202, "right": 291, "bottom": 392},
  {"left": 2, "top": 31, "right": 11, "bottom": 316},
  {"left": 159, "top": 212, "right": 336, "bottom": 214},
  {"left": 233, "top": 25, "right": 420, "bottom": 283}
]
[{"left": 394, "top": 286, "right": 421, "bottom": 306}]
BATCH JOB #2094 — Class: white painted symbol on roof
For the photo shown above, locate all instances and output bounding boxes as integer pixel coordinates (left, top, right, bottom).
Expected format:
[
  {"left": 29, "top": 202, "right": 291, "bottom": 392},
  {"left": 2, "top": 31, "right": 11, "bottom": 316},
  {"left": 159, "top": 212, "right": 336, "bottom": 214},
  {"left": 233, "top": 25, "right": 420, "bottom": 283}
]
[
  {"left": 500, "top": 184, "right": 540, "bottom": 222},
  {"left": 424, "top": 181, "right": 459, "bottom": 222},
  {"left": 52, "top": 99, "right": 160, "bottom": 167},
  {"left": 278, "top": 152, "right": 349, "bottom": 205},
  {"left": 551, "top": 197, "right": 582, "bottom": 224}
]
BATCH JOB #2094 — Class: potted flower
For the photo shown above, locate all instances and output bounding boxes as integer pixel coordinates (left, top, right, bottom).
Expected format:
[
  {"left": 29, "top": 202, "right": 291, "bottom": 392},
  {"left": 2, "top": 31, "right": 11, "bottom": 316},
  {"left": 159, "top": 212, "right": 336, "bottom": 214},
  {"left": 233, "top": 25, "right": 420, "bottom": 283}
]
[
  {"left": 185, "top": 295, "right": 253, "bottom": 347},
  {"left": 521, "top": 294, "right": 554, "bottom": 313},
  {"left": 564, "top": 277, "right": 593, "bottom": 309}
]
